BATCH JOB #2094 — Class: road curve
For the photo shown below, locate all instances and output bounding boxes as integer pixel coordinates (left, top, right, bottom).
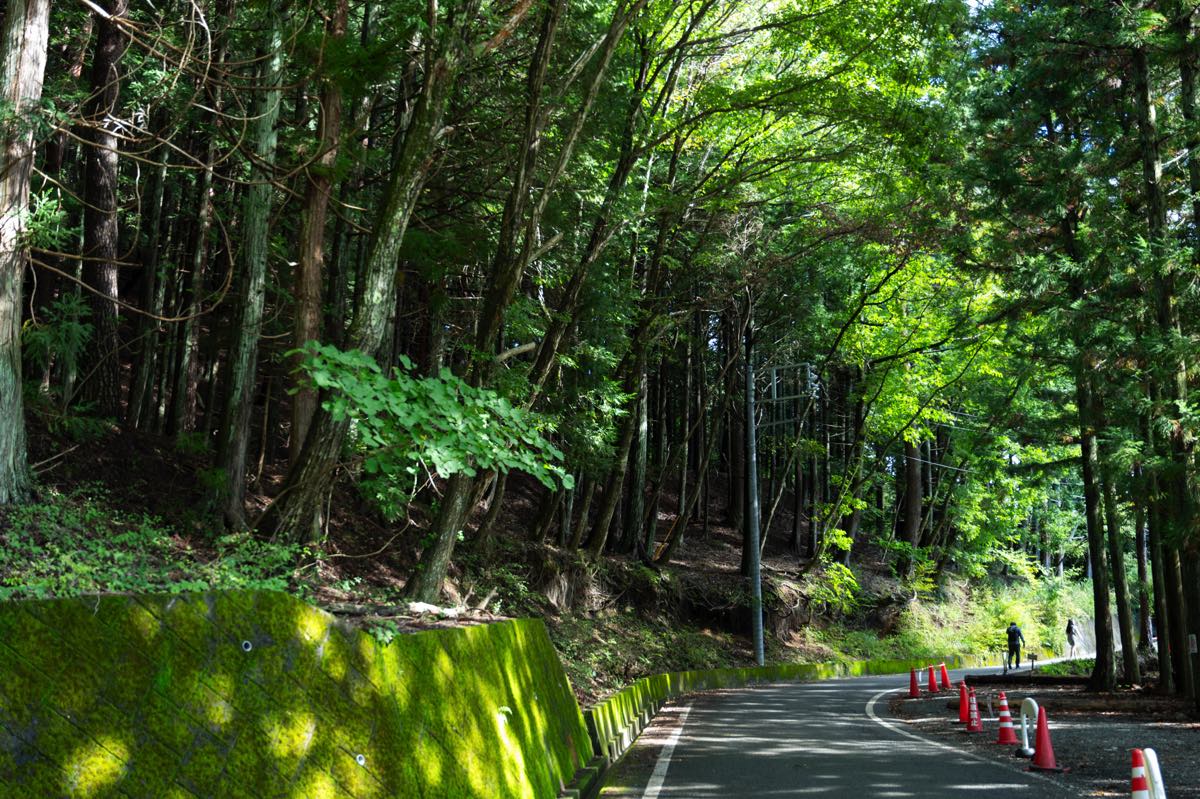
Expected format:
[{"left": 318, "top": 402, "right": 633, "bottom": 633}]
[{"left": 599, "top": 666, "right": 1080, "bottom": 798}]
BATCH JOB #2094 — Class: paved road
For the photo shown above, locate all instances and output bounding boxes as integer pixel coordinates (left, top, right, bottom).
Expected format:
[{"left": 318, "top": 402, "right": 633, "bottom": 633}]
[{"left": 600, "top": 666, "right": 1080, "bottom": 798}]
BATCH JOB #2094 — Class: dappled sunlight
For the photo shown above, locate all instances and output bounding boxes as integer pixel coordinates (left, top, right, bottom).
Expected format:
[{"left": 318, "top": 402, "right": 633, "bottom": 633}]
[
  {"left": 0, "top": 591, "right": 595, "bottom": 798},
  {"left": 65, "top": 735, "right": 129, "bottom": 796},
  {"left": 604, "top": 668, "right": 1072, "bottom": 798}
]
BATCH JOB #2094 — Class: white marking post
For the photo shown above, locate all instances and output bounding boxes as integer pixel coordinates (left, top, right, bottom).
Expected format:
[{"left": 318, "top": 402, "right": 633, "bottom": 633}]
[
  {"left": 1144, "top": 747, "right": 1168, "bottom": 799},
  {"left": 1017, "top": 697, "right": 1039, "bottom": 757}
]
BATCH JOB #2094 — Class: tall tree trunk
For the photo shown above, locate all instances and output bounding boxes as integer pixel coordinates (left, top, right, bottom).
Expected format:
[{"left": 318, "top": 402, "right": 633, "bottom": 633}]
[
  {"left": 624, "top": 367, "right": 649, "bottom": 550},
  {"left": 678, "top": 335, "right": 691, "bottom": 520},
  {"left": 568, "top": 477, "right": 596, "bottom": 550},
  {"left": 1165, "top": 547, "right": 1194, "bottom": 697},
  {"left": 1097, "top": 426, "right": 1141, "bottom": 683},
  {"left": 0, "top": 0, "right": 50, "bottom": 504},
  {"left": 1134, "top": 491, "right": 1152, "bottom": 650},
  {"left": 900, "top": 438, "right": 922, "bottom": 575},
  {"left": 533, "top": 487, "right": 564, "bottom": 544},
  {"left": 33, "top": 17, "right": 92, "bottom": 323},
  {"left": 588, "top": 360, "right": 644, "bottom": 558},
  {"left": 80, "top": 0, "right": 130, "bottom": 417},
  {"left": 727, "top": 313, "right": 745, "bottom": 532},
  {"left": 126, "top": 138, "right": 169, "bottom": 430},
  {"left": 1138, "top": 43, "right": 1194, "bottom": 546},
  {"left": 291, "top": 0, "right": 349, "bottom": 464},
  {"left": 260, "top": 0, "right": 486, "bottom": 543},
  {"left": 1146, "top": 466, "right": 1175, "bottom": 692},
  {"left": 1076, "top": 363, "right": 1116, "bottom": 691},
  {"left": 215, "top": 12, "right": 284, "bottom": 527},
  {"left": 477, "top": 472, "right": 508, "bottom": 541}
]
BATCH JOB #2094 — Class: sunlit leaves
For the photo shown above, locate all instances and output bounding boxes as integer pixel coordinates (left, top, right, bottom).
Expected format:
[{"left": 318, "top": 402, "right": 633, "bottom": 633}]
[{"left": 292, "top": 343, "right": 572, "bottom": 520}]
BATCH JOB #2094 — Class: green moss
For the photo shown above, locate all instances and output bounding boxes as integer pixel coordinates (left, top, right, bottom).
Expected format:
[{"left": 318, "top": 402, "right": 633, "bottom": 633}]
[{"left": 0, "top": 591, "right": 597, "bottom": 798}]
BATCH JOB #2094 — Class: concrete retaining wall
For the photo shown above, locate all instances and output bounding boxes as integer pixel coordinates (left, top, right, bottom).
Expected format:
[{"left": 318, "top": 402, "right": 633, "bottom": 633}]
[{"left": 0, "top": 591, "right": 594, "bottom": 799}]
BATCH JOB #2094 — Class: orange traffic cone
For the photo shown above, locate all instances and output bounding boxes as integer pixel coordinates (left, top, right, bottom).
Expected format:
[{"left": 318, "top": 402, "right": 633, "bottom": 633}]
[
  {"left": 909, "top": 668, "right": 920, "bottom": 698},
  {"left": 965, "top": 688, "right": 983, "bottom": 733},
  {"left": 994, "top": 692, "right": 1018, "bottom": 745},
  {"left": 1131, "top": 749, "right": 1150, "bottom": 799},
  {"left": 956, "top": 682, "right": 969, "bottom": 723},
  {"left": 939, "top": 662, "right": 952, "bottom": 690},
  {"left": 1028, "top": 706, "right": 1065, "bottom": 772},
  {"left": 928, "top": 665, "right": 939, "bottom": 693}
]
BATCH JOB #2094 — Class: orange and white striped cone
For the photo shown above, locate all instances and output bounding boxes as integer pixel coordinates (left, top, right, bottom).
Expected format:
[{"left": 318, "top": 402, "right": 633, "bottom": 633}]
[
  {"left": 1130, "top": 749, "right": 1150, "bottom": 799},
  {"left": 939, "top": 662, "right": 952, "bottom": 691},
  {"left": 994, "top": 691, "right": 1018, "bottom": 745},
  {"left": 909, "top": 668, "right": 920, "bottom": 698},
  {"left": 956, "top": 681, "right": 969, "bottom": 724},
  {"left": 965, "top": 688, "right": 983, "bottom": 733},
  {"left": 928, "top": 665, "right": 939, "bottom": 693}
]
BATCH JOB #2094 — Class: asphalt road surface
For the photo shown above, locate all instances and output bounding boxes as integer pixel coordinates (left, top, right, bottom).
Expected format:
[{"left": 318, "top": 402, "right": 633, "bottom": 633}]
[{"left": 599, "top": 665, "right": 1081, "bottom": 798}]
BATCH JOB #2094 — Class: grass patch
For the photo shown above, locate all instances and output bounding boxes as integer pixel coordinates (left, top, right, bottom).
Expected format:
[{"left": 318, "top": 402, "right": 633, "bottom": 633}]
[{"left": 1038, "top": 657, "right": 1094, "bottom": 677}]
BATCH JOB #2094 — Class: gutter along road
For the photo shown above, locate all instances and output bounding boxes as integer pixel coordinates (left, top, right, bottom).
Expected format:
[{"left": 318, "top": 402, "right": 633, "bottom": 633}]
[{"left": 599, "top": 665, "right": 1078, "bottom": 798}]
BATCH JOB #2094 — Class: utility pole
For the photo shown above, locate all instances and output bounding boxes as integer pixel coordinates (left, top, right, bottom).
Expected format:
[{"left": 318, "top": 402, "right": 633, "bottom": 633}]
[{"left": 745, "top": 291, "right": 765, "bottom": 666}]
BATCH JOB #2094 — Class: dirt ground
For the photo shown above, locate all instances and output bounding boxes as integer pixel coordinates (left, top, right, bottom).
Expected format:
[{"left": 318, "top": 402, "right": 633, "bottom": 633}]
[{"left": 890, "top": 677, "right": 1200, "bottom": 797}]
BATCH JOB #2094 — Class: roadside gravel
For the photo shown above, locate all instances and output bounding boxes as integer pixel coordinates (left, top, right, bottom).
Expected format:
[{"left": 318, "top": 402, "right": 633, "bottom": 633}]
[{"left": 890, "top": 680, "right": 1200, "bottom": 797}]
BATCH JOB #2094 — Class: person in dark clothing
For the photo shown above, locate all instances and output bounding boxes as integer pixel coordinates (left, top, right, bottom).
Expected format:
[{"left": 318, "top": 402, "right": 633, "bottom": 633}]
[
  {"left": 1006, "top": 621, "right": 1025, "bottom": 670},
  {"left": 1066, "top": 619, "right": 1077, "bottom": 658}
]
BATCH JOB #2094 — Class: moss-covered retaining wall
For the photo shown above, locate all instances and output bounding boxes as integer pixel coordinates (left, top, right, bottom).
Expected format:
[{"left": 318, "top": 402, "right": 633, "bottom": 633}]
[
  {"left": 0, "top": 591, "right": 594, "bottom": 799},
  {"left": 0, "top": 589, "right": 1003, "bottom": 799}
]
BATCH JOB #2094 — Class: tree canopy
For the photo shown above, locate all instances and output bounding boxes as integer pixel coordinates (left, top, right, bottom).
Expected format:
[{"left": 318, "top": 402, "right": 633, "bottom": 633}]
[{"left": 1, "top": 0, "right": 1199, "bottom": 700}]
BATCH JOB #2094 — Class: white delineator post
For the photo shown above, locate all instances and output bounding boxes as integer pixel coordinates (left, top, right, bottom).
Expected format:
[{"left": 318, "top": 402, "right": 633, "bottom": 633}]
[
  {"left": 1016, "top": 698, "right": 1039, "bottom": 757},
  {"left": 1143, "top": 748, "right": 1167, "bottom": 799}
]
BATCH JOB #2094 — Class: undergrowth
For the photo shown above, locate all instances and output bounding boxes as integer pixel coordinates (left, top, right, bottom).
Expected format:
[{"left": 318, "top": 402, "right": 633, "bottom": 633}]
[
  {"left": 1039, "top": 657, "right": 1095, "bottom": 676},
  {"left": 0, "top": 484, "right": 313, "bottom": 600},
  {"left": 548, "top": 610, "right": 741, "bottom": 704},
  {"left": 791, "top": 576, "right": 1094, "bottom": 664}
]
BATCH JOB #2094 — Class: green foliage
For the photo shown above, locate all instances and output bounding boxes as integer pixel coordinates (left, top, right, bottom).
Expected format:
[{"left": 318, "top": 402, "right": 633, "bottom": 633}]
[
  {"left": 1039, "top": 657, "right": 1095, "bottom": 677},
  {"left": 0, "top": 486, "right": 306, "bottom": 600},
  {"left": 800, "top": 558, "right": 861, "bottom": 617},
  {"left": 366, "top": 618, "right": 401, "bottom": 646},
  {"left": 897, "top": 577, "right": 1092, "bottom": 659},
  {"left": 173, "top": 431, "right": 212, "bottom": 457},
  {"left": 21, "top": 388, "right": 112, "bottom": 442},
  {"left": 293, "top": 343, "right": 573, "bottom": 521},
  {"left": 549, "top": 611, "right": 735, "bottom": 702},
  {"left": 22, "top": 294, "right": 92, "bottom": 377},
  {"left": 26, "top": 187, "right": 78, "bottom": 251}
]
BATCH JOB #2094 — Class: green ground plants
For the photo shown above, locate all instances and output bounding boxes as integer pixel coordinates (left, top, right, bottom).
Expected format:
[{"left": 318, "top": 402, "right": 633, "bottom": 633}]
[
  {"left": 1038, "top": 657, "right": 1095, "bottom": 677},
  {"left": 0, "top": 486, "right": 308, "bottom": 601}
]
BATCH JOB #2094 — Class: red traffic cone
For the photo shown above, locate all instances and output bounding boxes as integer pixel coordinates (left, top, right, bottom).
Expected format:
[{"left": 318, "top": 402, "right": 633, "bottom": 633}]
[
  {"left": 965, "top": 688, "right": 983, "bottom": 733},
  {"left": 994, "top": 692, "right": 1019, "bottom": 745},
  {"left": 1028, "top": 706, "right": 1065, "bottom": 772},
  {"left": 909, "top": 668, "right": 920, "bottom": 698},
  {"left": 939, "top": 662, "right": 952, "bottom": 690},
  {"left": 928, "top": 665, "right": 939, "bottom": 693},
  {"left": 1131, "top": 749, "right": 1150, "bottom": 799},
  {"left": 957, "top": 682, "right": 970, "bottom": 724}
]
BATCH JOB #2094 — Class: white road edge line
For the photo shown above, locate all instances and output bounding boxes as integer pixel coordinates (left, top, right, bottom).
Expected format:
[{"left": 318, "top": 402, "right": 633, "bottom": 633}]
[
  {"left": 642, "top": 703, "right": 692, "bottom": 799},
  {"left": 864, "top": 687, "right": 1082, "bottom": 795}
]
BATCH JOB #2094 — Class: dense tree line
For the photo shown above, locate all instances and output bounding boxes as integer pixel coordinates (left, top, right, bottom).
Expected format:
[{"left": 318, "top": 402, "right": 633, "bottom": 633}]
[{"left": 0, "top": 0, "right": 1198, "bottom": 702}]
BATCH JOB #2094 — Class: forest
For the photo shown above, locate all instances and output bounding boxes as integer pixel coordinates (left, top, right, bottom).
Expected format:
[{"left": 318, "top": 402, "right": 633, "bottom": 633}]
[{"left": 0, "top": 0, "right": 1198, "bottom": 705}]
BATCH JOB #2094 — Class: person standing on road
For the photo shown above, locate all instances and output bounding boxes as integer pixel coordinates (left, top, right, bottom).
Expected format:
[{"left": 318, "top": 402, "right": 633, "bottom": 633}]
[
  {"left": 1065, "top": 619, "right": 1077, "bottom": 658},
  {"left": 1006, "top": 621, "right": 1025, "bottom": 670}
]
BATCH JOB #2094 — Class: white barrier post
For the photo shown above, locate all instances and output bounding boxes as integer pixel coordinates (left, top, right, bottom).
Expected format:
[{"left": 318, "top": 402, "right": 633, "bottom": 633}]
[
  {"left": 1016, "top": 698, "right": 1038, "bottom": 757},
  {"left": 1144, "top": 748, "right": 1167, "bottom": 799}
]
